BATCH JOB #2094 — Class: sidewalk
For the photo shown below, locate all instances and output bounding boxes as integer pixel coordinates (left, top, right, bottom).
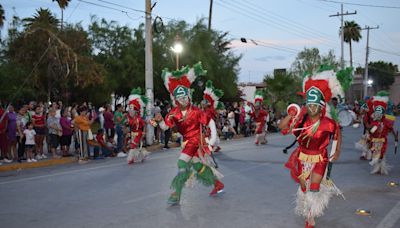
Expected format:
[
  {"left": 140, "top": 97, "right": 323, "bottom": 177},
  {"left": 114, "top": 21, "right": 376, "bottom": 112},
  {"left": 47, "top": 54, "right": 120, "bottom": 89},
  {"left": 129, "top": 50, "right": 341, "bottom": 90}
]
[{"left": 0, "top": 142, "right": 179, "bottom": 172}]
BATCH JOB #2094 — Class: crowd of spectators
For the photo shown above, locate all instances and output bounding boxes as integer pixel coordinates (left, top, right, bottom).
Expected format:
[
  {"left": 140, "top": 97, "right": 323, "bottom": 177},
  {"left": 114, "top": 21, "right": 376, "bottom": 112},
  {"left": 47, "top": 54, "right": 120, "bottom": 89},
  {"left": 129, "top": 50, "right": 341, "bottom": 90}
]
[{"left": 0, "top": 99, "right": 284, "bottom": 166}]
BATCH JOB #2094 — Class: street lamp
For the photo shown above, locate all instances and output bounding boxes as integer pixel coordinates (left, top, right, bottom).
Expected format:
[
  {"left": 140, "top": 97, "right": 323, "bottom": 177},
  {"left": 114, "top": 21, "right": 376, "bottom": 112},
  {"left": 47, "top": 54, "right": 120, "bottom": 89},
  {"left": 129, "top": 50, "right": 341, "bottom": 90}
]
[
  {"left": 170, "top": 35, "right": 183, "bottom": 70},
  {"left": 367, "top": 79, "right": 373, "bottom": 87}
]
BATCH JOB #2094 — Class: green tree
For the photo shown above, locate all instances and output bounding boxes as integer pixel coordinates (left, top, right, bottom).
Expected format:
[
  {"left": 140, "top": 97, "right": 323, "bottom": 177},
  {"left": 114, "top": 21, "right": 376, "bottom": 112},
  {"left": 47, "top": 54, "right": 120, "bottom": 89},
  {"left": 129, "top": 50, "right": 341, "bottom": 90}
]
[
  {"left": 291, "top": 47, "right": 339, "bottom": 78},
  {"left": 262, "top": 70, "right": 302, "bottom": 115},
  {"left": 52, "top": 0, "right": 71, "bottom": 30},
  {"left": 4, "top": 8, "right": 105, "bottom": 103},
  {"left": 343, "top": 20, "right": 362, "bottom": 68},
  {"left": 368, "top": 61, "right": 398, "bottom": 90}
]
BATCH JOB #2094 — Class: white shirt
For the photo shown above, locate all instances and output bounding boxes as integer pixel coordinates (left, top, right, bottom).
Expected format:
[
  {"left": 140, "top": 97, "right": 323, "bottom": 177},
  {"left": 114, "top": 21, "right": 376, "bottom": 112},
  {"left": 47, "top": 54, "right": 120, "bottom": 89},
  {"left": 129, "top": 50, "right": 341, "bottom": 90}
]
[{"left": 24, "top": 129, "right": 36, "bottom": 145}]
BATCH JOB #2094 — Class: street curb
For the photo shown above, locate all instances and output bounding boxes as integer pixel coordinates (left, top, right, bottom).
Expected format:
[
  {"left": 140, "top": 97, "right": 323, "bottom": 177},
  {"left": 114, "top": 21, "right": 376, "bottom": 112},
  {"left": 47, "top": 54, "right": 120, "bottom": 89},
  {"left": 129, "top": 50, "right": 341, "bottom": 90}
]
[
  {"left": 0, "top": 157, "right": 76, "bottom": 172},
  {"left": 0, "top": 142, "right": 181, "bottom": 172}
]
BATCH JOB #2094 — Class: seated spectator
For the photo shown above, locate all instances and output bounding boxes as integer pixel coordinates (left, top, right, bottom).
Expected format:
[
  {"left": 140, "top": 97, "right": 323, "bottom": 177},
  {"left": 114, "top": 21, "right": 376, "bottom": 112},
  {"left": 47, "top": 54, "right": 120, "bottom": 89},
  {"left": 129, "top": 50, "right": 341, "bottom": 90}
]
[
  {"left": 96, "top": 129, "right": 116, "bottom": 157},
  {"left": 222, "top": 120, "right": 236, "bottom": 140}
]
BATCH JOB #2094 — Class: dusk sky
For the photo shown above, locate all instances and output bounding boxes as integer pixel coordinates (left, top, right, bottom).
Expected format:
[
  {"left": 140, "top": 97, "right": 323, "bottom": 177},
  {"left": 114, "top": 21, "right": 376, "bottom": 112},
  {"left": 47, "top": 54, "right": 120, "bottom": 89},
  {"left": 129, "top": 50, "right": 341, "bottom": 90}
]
[{"left": 2, "top": 0, "right": 400, "bottom": 83}]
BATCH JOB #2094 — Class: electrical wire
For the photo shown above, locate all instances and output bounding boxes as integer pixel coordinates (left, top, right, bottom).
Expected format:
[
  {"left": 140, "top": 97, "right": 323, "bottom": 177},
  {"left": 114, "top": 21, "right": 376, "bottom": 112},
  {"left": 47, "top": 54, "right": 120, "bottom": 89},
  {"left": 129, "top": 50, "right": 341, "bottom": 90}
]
[
  {"left": 318, "top": 0, "right": 400, "bottom": 9},
  {"left": 216, "top": 0, "right": 338, "bottom": 49}
]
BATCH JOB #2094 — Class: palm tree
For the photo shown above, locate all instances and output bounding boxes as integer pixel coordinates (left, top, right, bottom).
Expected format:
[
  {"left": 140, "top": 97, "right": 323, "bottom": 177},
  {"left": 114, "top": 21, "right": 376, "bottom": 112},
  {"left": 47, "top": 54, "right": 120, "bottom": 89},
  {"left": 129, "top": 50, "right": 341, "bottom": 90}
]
[
  {"left": 343, "top": 20, "right": 362, "bottom": 68},
  {"left": 23, "top": 8, "right": 59, "bottom": 31},
  {"left": 0, "top": 4, "right": 5, "bottom": 29},
  {"left": 52, "top": 0, "right": 71, "bottom": 30},
  {"left": 0, "top": 4, "right": 5, "bottom": 40}
]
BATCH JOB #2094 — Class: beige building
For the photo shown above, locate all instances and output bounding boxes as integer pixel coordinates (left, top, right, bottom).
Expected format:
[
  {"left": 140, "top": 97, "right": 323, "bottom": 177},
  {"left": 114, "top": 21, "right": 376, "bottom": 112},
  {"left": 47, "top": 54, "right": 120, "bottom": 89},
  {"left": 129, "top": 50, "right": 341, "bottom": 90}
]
[{"left": 348, "top": 73, "right": 400, "bottom": 105}]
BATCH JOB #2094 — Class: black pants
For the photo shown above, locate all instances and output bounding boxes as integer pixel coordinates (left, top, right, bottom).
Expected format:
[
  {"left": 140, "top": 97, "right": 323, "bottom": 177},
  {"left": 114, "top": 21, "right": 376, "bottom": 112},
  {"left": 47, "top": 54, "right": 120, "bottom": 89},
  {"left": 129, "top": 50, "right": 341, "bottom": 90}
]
[
  {"left": 16, "top": 136, "right": 25, "bottom": 159},
  {"left": 164, "top": 129, "right": 171, "bottom": 147}
]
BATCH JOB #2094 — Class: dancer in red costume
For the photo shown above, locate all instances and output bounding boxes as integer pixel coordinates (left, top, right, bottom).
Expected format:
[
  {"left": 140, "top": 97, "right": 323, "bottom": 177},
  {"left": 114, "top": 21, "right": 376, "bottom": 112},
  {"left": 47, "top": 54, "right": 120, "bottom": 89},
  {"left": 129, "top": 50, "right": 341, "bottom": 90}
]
[
  {"left": 251, "top": 91, "right": 268, "bottom": 145},
  {"left": 279, "top": 66, "right": 350, "bottom": 228},
  {"left": 126, "top": 88, "right": 149, "bottom": 164},
  {"left": 154, "top": 63, "right": 224, "bottom": 205},
  {"left": 201, "top": 80, "right": 224, "bottom": 152},
  {"left": 368, "top": 91, "right": 398, "bottom": 174}
]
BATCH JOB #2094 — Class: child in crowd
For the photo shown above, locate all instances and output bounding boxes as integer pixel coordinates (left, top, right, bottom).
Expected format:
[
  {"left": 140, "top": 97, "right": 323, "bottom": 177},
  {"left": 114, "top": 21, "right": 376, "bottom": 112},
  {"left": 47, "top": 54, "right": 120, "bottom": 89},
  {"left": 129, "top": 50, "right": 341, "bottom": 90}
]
[
  {"left": 96, "top": 129, "right": 117, "bottom": 157},
  {"left": 23, "top": 122, "right": 37, "bottom": 162},
  {"left": 222, "top": 120, "right": 237, "bottom": 140}
]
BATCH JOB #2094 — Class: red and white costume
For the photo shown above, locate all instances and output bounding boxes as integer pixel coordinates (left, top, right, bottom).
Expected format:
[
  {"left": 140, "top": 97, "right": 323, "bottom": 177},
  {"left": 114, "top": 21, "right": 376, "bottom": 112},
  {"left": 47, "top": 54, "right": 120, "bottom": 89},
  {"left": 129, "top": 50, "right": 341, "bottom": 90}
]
[
  {"left": 280, "top": 66, "right": 351, "bottom": 228},
  {"left": 367, "top": 92, "right": 397, "bottom": 174},
  {"left": 157, "top": 63, "right": 224, "bottom": 205},
  {"left": 126, "top": 88, "right": 149, "bottom": 164},
  {"left": 251, "top": 91, "right": 268, "bottom": 145}
]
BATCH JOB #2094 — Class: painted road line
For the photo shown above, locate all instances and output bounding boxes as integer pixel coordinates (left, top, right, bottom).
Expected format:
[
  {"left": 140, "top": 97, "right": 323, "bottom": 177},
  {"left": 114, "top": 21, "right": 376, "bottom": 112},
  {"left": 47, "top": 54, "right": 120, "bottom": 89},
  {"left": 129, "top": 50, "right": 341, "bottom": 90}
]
[{"left": 376, "top": 201, "right": 400, "bottom": 228}]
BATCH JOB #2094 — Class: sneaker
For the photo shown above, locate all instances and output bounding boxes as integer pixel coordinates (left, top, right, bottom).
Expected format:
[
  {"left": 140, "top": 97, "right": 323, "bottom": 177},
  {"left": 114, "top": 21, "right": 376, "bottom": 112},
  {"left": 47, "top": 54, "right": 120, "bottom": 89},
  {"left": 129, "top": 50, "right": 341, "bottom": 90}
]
[
  {"left": 3, "top": 158, "right": 12, "bottom": 163},
  {"left": 27, "top": 159, "right": 32, "bottom": 163},
  {"left": 163, "top": 146, "right": 170, "bottom": 150},
  {"left": 41, "top": 154, "right": 48, "bottom": 159},
  {"left": 36, "top": 155, "right": 42, "bottom": 160},
  {"left": 209, "top": 180, "right": 225, "bottom": 196},
  {"left": 31, "top": 158, "right": 37, "bottom": 162},
  {"left": 167, "top": 192, "right": 180, "bottom": 205}
]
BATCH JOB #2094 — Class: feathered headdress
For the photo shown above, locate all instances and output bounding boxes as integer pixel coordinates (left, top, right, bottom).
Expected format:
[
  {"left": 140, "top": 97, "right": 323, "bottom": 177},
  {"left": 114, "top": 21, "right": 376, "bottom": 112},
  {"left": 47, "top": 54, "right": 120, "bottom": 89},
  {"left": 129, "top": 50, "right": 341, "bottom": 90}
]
[
  {"left": 300, "top": 65, "right": 353, "bottom": 121},
  {"left": 254, "top": 90, "right": 264, "bottom": 105},
  {"left": 203, "top": 80, "right": 224, "bottom": 110},
  {"left": 372, "top": 91, "right": 389, "bottom": 114},
  {"left": 128, "top": 87, "right": 148, "bottom": 118},
  {"left": 161, "top": 62, "right": 207, "bottom": 105}
]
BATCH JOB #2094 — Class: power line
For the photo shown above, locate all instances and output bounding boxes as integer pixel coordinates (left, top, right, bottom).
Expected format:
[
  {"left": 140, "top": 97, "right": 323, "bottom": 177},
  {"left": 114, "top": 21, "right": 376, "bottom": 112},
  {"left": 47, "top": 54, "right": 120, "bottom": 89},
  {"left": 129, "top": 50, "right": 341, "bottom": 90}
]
[
  {"left": 219, "top": 0, "right": 338, "bottom": 48},
  {"left": 370, "top": 47, "right": 400, "bottom": 57},
  {"left": 240, "top": 0, "right": 336, "bottom": 42},
  {"left": 96, "top": 0, "right": 146, "bottom": 14},
  {"left": 319, "top": 0, "right": 400, "bottom": 9},
  {"left": 216, "top": 0, "right": 338, "bottom": 50}
]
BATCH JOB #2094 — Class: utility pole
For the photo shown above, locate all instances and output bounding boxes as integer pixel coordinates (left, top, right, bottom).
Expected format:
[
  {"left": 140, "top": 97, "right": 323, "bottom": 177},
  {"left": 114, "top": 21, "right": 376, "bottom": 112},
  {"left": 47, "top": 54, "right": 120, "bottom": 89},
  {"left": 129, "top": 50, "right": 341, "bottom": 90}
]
[
  {"left": 329, "top": 4, "right": 356, "bottom": 69},
  {"left": 145, "top": 0, "right": 154, "bottom": 145},
  {"left": 362, "top": 25, "right": 379, "bottom": 98},
  {"left": 208, "top": 0, "right": 213, "bottom": 31}
]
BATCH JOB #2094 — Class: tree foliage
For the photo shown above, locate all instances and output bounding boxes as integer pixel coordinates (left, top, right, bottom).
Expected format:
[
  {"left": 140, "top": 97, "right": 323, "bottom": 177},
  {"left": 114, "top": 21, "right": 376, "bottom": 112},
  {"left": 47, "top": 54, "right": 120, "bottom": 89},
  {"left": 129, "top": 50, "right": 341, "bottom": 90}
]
[
  {"left": 343, "top": 20, "right": 362, "bottom": 67},
  {"left": 0, "top": 10, "right": 241, "bottom": 106},
  {"left": 262, "top": 70, "right": 302, "bottom": 114},
  {"left": 368, "top": 61, "right": 398, "bottom": 90},
  {"left": 291, "top": 47, "right": 339, "bottom": 78}
]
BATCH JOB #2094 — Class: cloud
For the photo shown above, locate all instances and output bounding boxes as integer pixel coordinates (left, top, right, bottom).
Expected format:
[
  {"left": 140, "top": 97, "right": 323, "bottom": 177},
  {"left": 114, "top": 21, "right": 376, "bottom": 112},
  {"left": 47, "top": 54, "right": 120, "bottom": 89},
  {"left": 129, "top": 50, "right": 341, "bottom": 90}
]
[{"left": 255, "top": 56, "right": 286, "bottom": 62}]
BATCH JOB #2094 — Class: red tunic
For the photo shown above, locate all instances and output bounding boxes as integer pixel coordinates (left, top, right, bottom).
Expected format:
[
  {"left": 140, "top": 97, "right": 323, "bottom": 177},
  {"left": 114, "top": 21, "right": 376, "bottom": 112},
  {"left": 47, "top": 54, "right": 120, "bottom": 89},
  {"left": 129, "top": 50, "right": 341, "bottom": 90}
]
[
  {"left": 127, "top": 115, "right": 145, "bottom": 149},
  {"left": 369, "top": 116, "right": 394, "bottom": 158},
  {"left": 282, "top": 115, "right": 338, "bottom": 182},
  {"left": 165, "top": 105, "right": 210, "bottom": 157},
  {"left": 251, "top": 109, "right": 268, "bottom": 134}
]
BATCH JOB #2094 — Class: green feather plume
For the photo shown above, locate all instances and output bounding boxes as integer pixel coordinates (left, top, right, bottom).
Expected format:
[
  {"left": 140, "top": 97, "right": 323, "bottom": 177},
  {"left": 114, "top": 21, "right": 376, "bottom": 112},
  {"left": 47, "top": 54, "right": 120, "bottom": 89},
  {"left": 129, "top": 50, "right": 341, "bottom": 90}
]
[
  {"left": 376, "top": 90, "right": 390, "bottom": 97},
  {"left": 336, "top": 67, "right": 353, "bottom": 91}
]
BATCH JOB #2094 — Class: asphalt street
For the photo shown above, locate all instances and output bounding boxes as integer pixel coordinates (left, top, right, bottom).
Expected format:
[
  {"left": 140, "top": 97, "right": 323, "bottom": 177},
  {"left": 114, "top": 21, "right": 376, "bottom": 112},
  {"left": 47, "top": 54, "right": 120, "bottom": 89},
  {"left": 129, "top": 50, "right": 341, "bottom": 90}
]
[{"left": 0, "top": 120, "right": 399, "bottom": 228}]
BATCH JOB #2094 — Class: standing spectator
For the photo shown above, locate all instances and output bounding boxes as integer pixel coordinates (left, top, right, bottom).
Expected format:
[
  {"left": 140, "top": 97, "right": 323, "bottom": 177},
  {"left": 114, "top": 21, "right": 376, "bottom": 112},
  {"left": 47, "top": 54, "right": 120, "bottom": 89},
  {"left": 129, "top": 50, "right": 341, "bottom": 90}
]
[
  {"left": 98, "top": 107, "right": 105, "bottom": 130},
  {"left": 23, "top": 122, "right": 37, "bottom": 162},
  {"left": 103, "top": 104, "right": 115, "bottom": 142},
  {"left": 73, "top": 106, "right": 96, "bottom": 163},
  {"left": 161, "top": 102, "right": 171, "bottom": 149},
  {"left": 47, "top": 109, "right": 62, "bottom": 159},
  {"left": 71, "top": 104, "right": 80, "bottom": 154},
  {"left": 0, "top": 104, "right": 11, "bottom": 163},
  {"left": 227, "top": 108, "right": 236, "bottom": 130},
  {"left": 114, "top": 104, "right": 126, "bottom": 152},
  {"left": 32, "top": 105, "right": 47, "bottom": 159},
  {"left": 16, "top": 106, "right": 28, "bottom": 162},
  {"left": 233, "top": 102, "right": 241, "bottom": 134},
  {"left": 7, "top": 105, "right": 18, "bottom": 162},
  {"left": 60, "top": 109, "right": 74, "bottom": 157},
  {"left": 154, "top": 101, "right": 162, "bottom": 143}
]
